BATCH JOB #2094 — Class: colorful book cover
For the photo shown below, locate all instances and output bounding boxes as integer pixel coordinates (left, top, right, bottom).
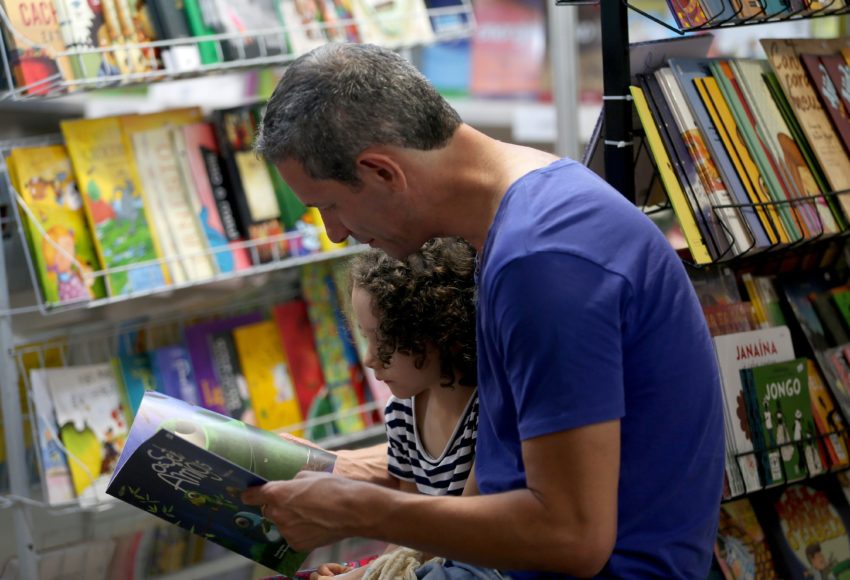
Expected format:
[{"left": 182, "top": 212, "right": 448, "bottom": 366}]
[
  {"left": 301, "top": 262, "right": 367, "bottom": 435},
  {"left": 0, "top": 0, "right": 74, "bottom": 94},
  {"left": 271, "top": 301, "right": 328, "bottom": 429},
  {"left": 182, "top": 311, "right": 264, "bottom": 418},
  {"left": 131, "top": 126, "right": 215, "bottom": 284},
  {"left": 641, "top": 72, "right": 730, "bottom": 261},
  {"left": 654, "top": 67, "right": 742, "bottom": 258},
  {"left": 714, "top": 326, "right": 796, "bottom": 495},
  {"left": 668, "top": 58, "right": 774, "bottom": 249},
  {"left": 630, "top": 84, "right": 713, "bottom": 264},
  {"left": 8, "top": 144, "right": 106, "bottom": 305},
  {"left": 715, "top": 497, "right": 779, "bottom": 579},
  {"left": 232, "top": 321, "right": 303, "bottom": 433},
  {"left": 349, "top": 0, "right": 433, "bottom": 45},
  {"left": 209, "top": 329, "right": 256, "bottom": 426},
  {"left": 712, "top": 62, "right": 829, "bottom": 244},
  {"left": 801, "top": 54, "right": 850, "bottom": 158},
  {"left": 180, "top": 123, "right": 250, "bottom": 273},
  {"left": 41, "top": 363, "right": 128, "bottom": 502},
  {"left": 743, "top": 357, "right": 817, "bottom": 485},
  {"left": 55, "top": 0, "right": 112, "bottom": 80},
  {"left": 709, "top": 59, "right": 814, "bottom": 246},
  {"left": 149, "top": 345, "right": 200, "bottom": 406},
  {"left": 28, "top": 369, "right": 76, "bottom": 504},
  {"left": 753, "top": 475, "right": 850, "bottom": 579},
  {"left": 214, "top": 106, "right": 288, "bottom": 264},
  {"left": 116, "top": 328, "right": 156, "bottom": 419},
  {"left": 692, "top": 74, "right": 777, "bottom": 250},
  {"left": 192, "top": 125, "right": 254, "bottom": 270},
  {"left": 806, "top": 360, "right": 849, "bottom": 471},
  {"left": 277, "top": 0, "right": 329, "bottom": 56},
  {"left": 61, "top": 117, "right": 168, "bottom": 297},
  {"left": 702, "top": 302, "right": 757, "bottom": 336},
  {"left": 106, "top": 391, "right": 336, "bottom": 576},
  {"left": 319, "top": 0, "right": 361, "bottom": 43},
  {"left": 469, "top": 0, "right": 544, "bottom": 98},
  {"left": 762, "top": 40, "right": 850, "bottom": 200}
]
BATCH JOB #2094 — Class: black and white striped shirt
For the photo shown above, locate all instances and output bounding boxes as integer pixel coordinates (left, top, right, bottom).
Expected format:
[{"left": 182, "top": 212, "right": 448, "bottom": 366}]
[{"left": 385, "top": 391, "right": 478, "bottom": 496}]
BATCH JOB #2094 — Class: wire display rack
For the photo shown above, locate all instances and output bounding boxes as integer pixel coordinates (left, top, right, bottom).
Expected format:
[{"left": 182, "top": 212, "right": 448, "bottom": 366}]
[{"left": 0, "top": 1, "right": 476, "bottom": 100}]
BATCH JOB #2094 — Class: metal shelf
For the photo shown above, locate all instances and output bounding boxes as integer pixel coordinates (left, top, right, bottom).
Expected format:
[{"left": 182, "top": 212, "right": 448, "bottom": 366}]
[{"left": 0, "top": 3, "right": 475, "bottom": 101}]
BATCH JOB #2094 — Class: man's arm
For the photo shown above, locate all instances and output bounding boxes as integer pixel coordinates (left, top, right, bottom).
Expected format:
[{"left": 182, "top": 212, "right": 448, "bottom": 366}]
[{"left": 245, "top": 419, "right": 619, "bottom": 577}]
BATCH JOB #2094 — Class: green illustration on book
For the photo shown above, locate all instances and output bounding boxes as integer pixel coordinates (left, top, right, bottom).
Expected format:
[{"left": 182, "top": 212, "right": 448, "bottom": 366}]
[{"left": 107, "top": 391, "right": 336, "bottom": 575}]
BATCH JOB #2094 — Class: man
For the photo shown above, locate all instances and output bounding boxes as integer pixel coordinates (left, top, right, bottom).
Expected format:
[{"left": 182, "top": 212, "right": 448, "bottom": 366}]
[{"left": 243, "top": 42, "right": 724, "bottom": 578}]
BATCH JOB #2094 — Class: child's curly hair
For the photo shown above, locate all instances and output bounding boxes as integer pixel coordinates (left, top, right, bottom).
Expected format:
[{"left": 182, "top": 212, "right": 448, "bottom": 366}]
[{"left": 348, "top": 237, "right": 477, "bottom": 388}]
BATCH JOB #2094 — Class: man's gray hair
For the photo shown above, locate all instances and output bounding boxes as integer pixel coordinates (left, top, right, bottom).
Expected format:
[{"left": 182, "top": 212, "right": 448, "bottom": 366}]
[{"left": 256, "top": 43, "right": 462, "bottom": 185}]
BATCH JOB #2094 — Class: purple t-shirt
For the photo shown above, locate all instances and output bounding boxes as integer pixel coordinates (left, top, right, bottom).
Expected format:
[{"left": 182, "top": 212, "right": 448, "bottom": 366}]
[{"left": 474, "top": 158, "right": 724, "bottom": 578}]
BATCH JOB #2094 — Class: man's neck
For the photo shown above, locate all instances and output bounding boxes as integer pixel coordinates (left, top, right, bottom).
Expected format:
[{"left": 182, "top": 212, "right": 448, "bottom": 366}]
[{"left": 423, "top": 125, "right": 560, "bottom": 251}]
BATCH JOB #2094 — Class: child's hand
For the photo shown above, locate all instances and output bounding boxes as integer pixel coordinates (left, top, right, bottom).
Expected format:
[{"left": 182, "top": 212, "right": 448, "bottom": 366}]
[
  {"left": 308, "top": 563, "right": 351, "bottom": 579},
  {"left": 309, "top": 565, "right": 367, "bottom": 580}
]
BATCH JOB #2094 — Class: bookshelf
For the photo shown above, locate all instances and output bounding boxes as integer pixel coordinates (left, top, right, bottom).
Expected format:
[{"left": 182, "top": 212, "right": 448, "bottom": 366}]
[
  {"left": 0, "top": 7, "right": 483, "bottom": 579},
  {"left": 574, "top": 0, "right": 850, "bottom": 575}
]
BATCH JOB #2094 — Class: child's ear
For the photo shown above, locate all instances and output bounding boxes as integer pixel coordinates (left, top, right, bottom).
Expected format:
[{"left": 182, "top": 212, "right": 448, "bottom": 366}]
[{"left": 356, "top": 151, "right": 407, "bottom": 192}]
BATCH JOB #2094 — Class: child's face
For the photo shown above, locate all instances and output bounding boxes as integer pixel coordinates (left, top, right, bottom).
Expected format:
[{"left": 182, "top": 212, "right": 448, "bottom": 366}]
[{"left": 352, "top": 286, "right": 442, "bottom": 399}]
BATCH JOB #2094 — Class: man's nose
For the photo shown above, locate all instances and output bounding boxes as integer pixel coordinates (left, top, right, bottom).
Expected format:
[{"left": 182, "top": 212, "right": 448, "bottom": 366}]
[{"left": 320, "top": 211, "right": 351, "bottom": 244}]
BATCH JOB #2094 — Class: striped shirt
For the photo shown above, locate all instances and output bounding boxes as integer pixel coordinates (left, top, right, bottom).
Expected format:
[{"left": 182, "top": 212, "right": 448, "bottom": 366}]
[{"left": 385, "top": 391, "right": 478, "bottom": 496}]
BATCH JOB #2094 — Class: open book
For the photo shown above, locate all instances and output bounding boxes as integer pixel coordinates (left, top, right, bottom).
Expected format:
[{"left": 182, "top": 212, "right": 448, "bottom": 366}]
[{"left": 106, "top": 392, "right": 336, "bottom": 576}]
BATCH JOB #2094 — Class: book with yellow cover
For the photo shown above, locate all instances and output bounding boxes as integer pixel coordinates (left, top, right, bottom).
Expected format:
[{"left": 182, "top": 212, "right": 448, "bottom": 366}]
[
  {"left": 630, "top": 86, "right": 712, "bottom": 265},
  {"left": 8, "top": 145, "right": 106, "bottom": 304},
  {"left": 119, "top": 109, "right": 203, "bottom": 284},
  {"left": 61, "top": 117, "right": 168, "bottom": 296},
  {"left": 232, "top": 321, "right": 304, "bottom": 434}
]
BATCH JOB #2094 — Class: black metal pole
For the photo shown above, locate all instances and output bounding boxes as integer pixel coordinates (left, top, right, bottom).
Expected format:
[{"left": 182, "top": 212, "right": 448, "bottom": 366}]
[{"left": 600, "top": 0, "right": 634, "bottom": 202}]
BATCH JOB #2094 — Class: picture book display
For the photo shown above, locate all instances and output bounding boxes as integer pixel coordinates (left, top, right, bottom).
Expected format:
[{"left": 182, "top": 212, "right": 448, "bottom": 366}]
[
  {"left": 753, "top": 474, "right": 850, "bottom": 579},
  {"left": 7, "top": 144, "right": 106, "bottom": 305},
  {"left": 32, "top": 364, "right": 128, "bottom": 503},
  {"left": 107, "top": 392, "right": 337, "bottom": 576}
]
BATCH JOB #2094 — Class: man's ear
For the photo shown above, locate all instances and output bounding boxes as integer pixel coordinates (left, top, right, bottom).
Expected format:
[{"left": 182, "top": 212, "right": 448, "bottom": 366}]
[{"left": 355, "top": 151, "right": 407, "bottom": 192}]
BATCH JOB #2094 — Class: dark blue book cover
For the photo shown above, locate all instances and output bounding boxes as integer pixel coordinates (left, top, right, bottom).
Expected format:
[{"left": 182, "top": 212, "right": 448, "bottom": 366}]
[{"left": 107, "top": 392, "right": 336, "bottom": 576}]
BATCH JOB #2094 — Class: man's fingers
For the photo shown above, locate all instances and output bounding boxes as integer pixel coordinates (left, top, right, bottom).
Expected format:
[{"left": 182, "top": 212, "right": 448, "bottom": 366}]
[{"left": 241, "top": 483, "right": 272, "bottom": 506}]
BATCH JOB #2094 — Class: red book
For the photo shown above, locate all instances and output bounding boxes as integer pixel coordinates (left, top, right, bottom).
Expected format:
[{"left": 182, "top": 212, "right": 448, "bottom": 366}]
[
  {"left": 801, "top": 54, "right": 850, "bottom": 158},
  {"left": 272, "top": 300, "right": 327, "bottom": 422}
]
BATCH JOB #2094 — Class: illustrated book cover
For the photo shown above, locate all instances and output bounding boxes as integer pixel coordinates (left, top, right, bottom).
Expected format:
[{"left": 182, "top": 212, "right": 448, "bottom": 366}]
[{"left": 106, "top": 391, "right": 336, "bottom": 576}]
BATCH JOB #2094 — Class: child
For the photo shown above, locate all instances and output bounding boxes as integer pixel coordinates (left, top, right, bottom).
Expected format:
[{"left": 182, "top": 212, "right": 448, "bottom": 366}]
[{"left": 312, "top": 237, "right": 479, "bottom": 579}]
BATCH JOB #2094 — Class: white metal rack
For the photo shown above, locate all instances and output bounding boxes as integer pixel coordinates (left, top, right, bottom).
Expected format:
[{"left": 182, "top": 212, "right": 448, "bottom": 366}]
[{"left": 0, "top": 2, "right": 476, "bottom": 100}]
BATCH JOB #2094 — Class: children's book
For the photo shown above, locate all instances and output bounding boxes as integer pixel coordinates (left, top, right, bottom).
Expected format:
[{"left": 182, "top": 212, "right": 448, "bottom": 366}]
[
  {"left": 0, "top": 0, "right": 73, "bottom": 94},
  {"left": 232, "top": 320, "right": 304, "bottom": 434},
  {"left": 149, "top": 345, "right": 200, "bottom": 406},
  {"left": 715, "top": 497, "right": 779, "bottom": 579},
  {"left": 8, "top": 144, "right": 106, "bottom": 305},
  {"left": 752, "top": 474, "right": 850, "bottom": 579},
  {"left": 106, "top": 391, "right": 336, "bottom": 576},
  {"left": 208, "top": 329, "right": 256, "bottom": 426},
  {"left": 806, "top": 359, "right": 849, "bottom": 471},
  {"left": 39, "top": 363, "right": 128, "bottom": 503},
  {"left": 301, "top": 262, "right": 367, "bottom": 435},
  {"left": 61, "top": 117, "right": 168, "bottom": 296},
  {"left": 182, "top": 311, "right": 264, "bottom": 418},
  {"left": 181, "top": 122, "right": 252, "bottom": 271},
  {"left": 743, "top": 358, "right": 818, "bottom": 485},
  {"left": 28, "top": 369, "right": 76, "bottom": 505},
  {"left": 713, "top": 326, "right": 796, "bottom": 496}
]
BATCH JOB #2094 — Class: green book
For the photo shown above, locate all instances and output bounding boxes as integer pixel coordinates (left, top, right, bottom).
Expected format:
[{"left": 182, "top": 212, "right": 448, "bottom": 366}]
[{"left": 743, "top": 358, "right": 817, "bottom": 486}]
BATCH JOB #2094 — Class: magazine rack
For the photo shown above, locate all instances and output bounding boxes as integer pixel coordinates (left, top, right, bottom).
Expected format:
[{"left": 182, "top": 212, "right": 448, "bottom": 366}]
[
  {"left": 0, "top": 1, "right": 476, "bottom": 100},
  {"left": 726, "top": 429, "right": 850, "bottom": 500}
]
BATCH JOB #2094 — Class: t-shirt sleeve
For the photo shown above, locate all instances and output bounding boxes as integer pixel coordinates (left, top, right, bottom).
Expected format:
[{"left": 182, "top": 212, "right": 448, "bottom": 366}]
[
  {"left": 488, "top": 252, "right": 629, "bottom": 440},
  {"left": 384, "top": 397, "right": 416, "bottom": 482}
]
